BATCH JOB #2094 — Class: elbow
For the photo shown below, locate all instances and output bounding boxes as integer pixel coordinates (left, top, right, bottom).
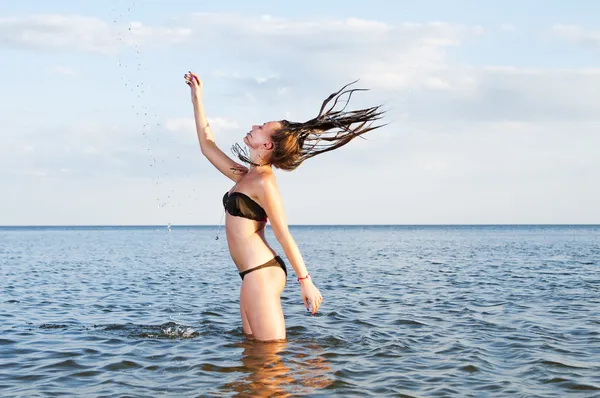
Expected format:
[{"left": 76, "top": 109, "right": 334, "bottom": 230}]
[
  {"left": 274, "top": 225, "right": 290, "bottom": 241},
  {"left": 200, "top": 141, "right": 215, "bottom": 156}
]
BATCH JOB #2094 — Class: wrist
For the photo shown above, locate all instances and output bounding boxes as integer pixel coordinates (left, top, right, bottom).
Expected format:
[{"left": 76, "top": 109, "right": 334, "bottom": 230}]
[{"left": 297, "top": 273, "right": 312, "bottom": 284}]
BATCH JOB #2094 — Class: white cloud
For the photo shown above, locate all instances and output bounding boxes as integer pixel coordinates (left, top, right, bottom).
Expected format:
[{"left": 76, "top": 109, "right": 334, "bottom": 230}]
[
  {"left": 551, "top": 24, "right": 600, "bottom": 48},
  {"left": 165, "top": 117, "right": 239, "bottom": 134},
  {"left": 169, "top": 14, "right": 486, "bottom": 92},
  {"left": 423, "top": 76, "right": 453, "bottom": 90},
  {"left": 209, "top": 117, "right": 240, "bottom": 131},
  {"left": 0, "top": 14, "right": 192, "bottom": 54},
  {"left": 23, "top": 170, "right": 47, "bottom": 177},
  {"left": 1, "top": 12, "right": 484, "bottom": 92},
  {"left": 164, "top": 117, "right": 195, "bottom": 134},
  {"left": 52, "top": 65, "right": 76, "bottom": 76},
  {"left": 212, "top": 70, "right": 281, "bottom": 85},
  {"left": 395, "top": 66, "right": 600, "bottom": 123}
]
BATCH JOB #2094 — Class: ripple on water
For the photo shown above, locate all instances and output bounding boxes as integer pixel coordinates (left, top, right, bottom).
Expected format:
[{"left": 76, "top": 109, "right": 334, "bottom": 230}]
[
  {"left": 37, "top": 359, "right": 90, "bottom": 371},
  {"left": 96, "top": 322, "right": 199, "bottom": 339},
  {"left": 39, "top": 324, "right": 69, "bottom": 329},
  {"left": 0, "top": 338, "right": 16, "bottom": 346},
  {"left": 101, "top": 360, "right": 143, "bottom": 371}
]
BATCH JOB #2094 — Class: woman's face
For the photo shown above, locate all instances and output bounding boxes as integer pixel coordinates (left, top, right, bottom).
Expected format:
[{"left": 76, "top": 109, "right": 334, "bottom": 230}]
[{"left": 243, "top": 121, "right": 281, "bottom": 151}]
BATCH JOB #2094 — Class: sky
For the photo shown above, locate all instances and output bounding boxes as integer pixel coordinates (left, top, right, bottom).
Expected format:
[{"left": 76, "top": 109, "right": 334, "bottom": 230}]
[{"left": 1, "top": 0, "right": 599, "bottom": 225}]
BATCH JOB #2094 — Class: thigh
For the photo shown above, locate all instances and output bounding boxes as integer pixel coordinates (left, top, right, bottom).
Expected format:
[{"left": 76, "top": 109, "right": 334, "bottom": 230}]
[
  {"left": 240, "top": 282, "right": 286, "bottom": 341},
  {"left": 239, "top": 289, "right": 253, "bottom": 337}
]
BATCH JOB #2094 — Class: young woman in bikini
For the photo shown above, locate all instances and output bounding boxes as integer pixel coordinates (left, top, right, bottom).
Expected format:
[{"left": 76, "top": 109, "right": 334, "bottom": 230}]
[{"left": 184, "top": 71, "right": 384, "bottom": 342}]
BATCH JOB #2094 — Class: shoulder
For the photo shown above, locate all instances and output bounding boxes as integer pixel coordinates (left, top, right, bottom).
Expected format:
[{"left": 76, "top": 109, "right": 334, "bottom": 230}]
[
  {"left": 255, "top": 170, "right": 287, "bottom": 219},
  {"left": 256, "top": 171, "right": 279, "bottom": 197}
]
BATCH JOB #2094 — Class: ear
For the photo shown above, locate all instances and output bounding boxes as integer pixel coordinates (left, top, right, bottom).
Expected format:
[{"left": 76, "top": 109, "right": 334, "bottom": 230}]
[{"left": 264, "top": 141, "right": 274, "bottom": 150}]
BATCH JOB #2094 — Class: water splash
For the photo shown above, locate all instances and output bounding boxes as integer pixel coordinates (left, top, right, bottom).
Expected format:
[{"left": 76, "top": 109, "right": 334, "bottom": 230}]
[{"left": 97, "top": 322, "right": 199, "bottom": 339}]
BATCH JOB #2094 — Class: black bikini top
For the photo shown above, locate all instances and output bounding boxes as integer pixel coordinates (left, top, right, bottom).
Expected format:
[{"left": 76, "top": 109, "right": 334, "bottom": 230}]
[{"left": 222, "top": 191, "right": 268, "bottom": 222}]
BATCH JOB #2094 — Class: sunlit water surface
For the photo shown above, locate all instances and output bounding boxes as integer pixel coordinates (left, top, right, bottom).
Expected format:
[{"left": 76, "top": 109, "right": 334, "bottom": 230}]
[{"left": 1, "top": 225, "right": 599, "bottom": 397}]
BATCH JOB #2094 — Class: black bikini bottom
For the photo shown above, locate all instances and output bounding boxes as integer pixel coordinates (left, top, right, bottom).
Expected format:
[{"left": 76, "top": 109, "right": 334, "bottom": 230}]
[{"left": 239, "top": 256, "right": 287, "bottom": 280}]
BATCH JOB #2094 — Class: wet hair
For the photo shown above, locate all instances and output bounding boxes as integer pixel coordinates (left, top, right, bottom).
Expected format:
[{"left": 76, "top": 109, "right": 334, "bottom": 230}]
[{"left": 231, "top": 80, "right": 386, "bottom": 171}]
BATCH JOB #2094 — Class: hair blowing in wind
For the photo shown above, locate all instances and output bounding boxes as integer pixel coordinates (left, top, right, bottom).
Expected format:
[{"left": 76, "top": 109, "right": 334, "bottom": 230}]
[{"left": 232, "top": 80, "right": 387, "bottom": 171}]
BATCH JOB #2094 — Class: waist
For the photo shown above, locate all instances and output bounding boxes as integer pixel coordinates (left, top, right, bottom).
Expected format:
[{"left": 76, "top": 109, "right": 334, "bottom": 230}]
[
  {"left": 225, "top": 223, "right": 266, "bottom": 241},
  {"left": 226, "top": 231, "right": 277, "bottom": 269}
]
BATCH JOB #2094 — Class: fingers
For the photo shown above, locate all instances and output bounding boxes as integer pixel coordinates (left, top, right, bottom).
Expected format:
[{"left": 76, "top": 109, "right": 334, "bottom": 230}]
[
  {"left": 301, "top": 287, "right": 323, "bottom": 314},
  {"left": 183, "top": 71, "right": 201, "bottom": 85},
  {"left": 183, "top": 71, "right": 199, "bottom": 87},
  {"left": 311, "top": 294, "right": 323, "bottom": 314},
  {"left": 190, "top": 71, "right": 201, "bottom": 85}
]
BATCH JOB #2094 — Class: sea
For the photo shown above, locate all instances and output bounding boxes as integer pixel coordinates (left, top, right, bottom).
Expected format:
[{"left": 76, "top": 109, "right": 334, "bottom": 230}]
[{"left": 1, "top": 225, "right": 599, "bottom": 397}]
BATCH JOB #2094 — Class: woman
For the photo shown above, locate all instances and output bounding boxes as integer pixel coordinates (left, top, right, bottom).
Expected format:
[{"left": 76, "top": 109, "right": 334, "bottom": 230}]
[{"left": 184, "top": 71, "right": 384, "bottom": 342}]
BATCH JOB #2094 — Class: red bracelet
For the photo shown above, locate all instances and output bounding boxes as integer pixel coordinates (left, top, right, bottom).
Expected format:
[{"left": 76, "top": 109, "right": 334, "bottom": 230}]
[{"left": 297, "top": 273, "right": 310, "bottom": 282}]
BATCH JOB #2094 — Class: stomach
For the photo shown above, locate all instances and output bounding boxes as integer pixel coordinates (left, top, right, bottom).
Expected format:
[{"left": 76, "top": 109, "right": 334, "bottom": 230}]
[{"left": 225, "top": 215, "right": 277, "bottom": 272}]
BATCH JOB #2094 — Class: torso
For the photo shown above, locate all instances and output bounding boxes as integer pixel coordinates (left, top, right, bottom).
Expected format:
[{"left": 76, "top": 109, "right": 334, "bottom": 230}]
[{"left": 224, "top": 170, "right": 277, "bottom": 272}]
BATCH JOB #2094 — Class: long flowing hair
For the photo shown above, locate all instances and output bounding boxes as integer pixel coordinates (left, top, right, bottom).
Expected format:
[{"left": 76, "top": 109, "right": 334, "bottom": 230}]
[{"left": 232, "top": 80, "right": 386, "bottom": 171}]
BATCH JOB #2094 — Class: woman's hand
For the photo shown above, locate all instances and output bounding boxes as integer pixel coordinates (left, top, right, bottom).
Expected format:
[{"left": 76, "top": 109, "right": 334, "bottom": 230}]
[
  {"left": 300, "top": 279, "right": 323, "bottom": 315},
  {"left": 184, "top": 71, "right": 203, "bottom": 103}
]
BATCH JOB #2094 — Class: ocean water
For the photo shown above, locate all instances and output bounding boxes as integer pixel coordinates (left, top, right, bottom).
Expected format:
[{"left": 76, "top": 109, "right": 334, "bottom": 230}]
[{"left": 1, "top": 225, "right": 599, "bottom": 397}]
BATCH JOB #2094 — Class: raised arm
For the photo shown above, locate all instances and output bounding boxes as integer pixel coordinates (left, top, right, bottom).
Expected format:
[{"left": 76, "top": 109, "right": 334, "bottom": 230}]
[
  {"left": 258, "top": 176, "right": 323, "bottom": 314},
  {"left": 185, "top": 72, "right": 248, "bottom": 182}
]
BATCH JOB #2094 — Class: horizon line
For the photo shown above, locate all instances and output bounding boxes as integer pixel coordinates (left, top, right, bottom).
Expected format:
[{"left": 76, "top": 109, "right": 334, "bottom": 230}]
[{"left": 1, "top": 223, "right": 599, "bottom": 228}]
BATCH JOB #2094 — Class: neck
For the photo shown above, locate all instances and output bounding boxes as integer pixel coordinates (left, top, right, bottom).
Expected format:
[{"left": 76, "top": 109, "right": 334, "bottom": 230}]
[
  {"left": 250, "top": 162, "right": 270, "bottom": 170},
  {"left": 249, "top": 151, "right": 270, "bottom": 168}
]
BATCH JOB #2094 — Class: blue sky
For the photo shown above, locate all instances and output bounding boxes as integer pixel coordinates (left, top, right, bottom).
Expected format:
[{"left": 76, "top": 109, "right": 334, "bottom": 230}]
[{"left": 1, "top": 0, "right": 599, "bottom": 225}]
